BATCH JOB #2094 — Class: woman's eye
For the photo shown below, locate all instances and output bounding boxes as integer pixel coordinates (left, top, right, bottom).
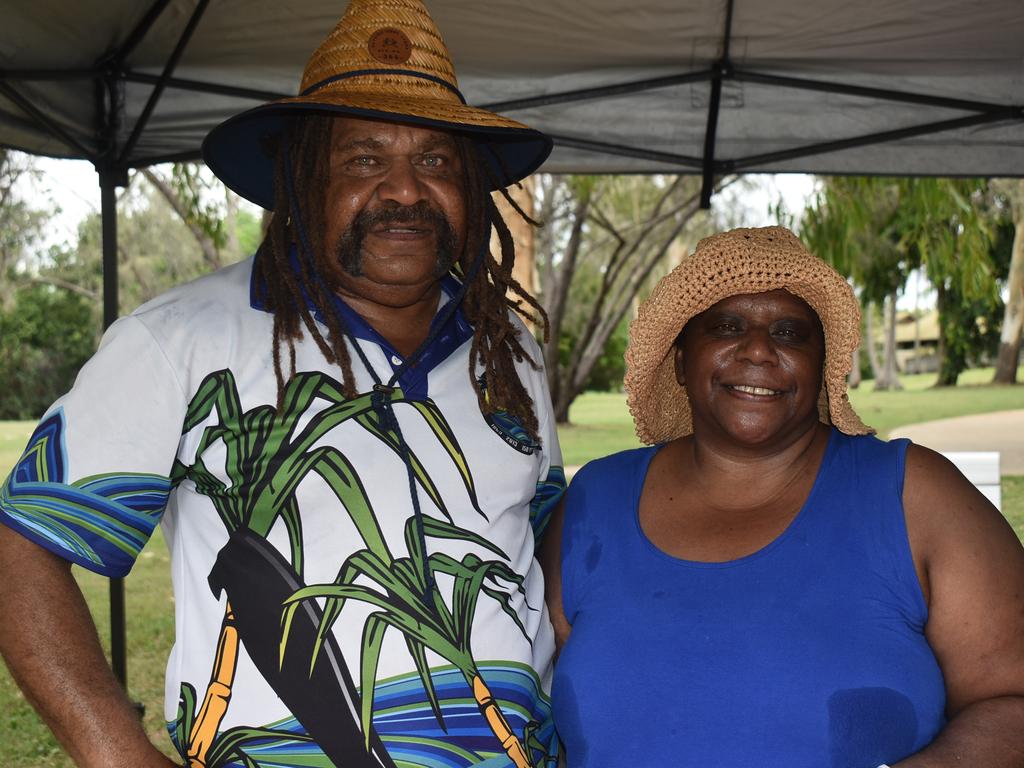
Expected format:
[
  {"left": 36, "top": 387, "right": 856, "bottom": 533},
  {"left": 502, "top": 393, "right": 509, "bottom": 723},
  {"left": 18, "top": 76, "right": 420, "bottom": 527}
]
[
  {"left": 351, "top": 156, "right": 376, "bottom": 167},
  {"left": 711, "top": 321, "right": 739, "bottom": 333},
  {"left": 773, "top": 325, "right": 806, "bottom": 340}
]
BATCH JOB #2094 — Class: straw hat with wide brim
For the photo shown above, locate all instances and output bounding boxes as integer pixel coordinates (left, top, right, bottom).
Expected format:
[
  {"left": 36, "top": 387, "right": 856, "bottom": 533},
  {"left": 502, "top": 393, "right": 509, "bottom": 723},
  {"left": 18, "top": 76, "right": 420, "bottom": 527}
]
[
  {"left": 625, "top": 226, "right": 872, "bottom": 445},
  {"left": 203, "top": 0, "right": 551, "bottom": 209}
]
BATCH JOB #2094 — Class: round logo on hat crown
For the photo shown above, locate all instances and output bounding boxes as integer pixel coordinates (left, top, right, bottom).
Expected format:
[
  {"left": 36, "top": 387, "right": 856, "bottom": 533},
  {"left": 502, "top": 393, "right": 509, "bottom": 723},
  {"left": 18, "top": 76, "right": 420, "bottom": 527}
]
[{"left": 368, "top": 28, "right": 413, "bottom": 64}]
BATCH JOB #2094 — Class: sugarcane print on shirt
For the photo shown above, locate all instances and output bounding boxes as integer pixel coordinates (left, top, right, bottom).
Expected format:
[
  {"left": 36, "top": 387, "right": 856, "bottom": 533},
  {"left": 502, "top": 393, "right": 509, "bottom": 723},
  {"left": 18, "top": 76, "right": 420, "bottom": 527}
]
[
  {"left": 1, "top": 369, "right": 561, "bottom": 768},
  {"left": 168, "top": 370, "right": 557, "bottom": 765}
]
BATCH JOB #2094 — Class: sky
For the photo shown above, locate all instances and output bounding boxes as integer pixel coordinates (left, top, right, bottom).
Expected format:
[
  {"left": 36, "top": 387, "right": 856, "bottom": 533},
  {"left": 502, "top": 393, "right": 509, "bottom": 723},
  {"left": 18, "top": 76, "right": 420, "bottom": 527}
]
[
  {"left": 19, "top": 156, "right": 933, "bottom": 309},
  {"left": 25, "top": 157, "right": 819, "bottom": 243}
]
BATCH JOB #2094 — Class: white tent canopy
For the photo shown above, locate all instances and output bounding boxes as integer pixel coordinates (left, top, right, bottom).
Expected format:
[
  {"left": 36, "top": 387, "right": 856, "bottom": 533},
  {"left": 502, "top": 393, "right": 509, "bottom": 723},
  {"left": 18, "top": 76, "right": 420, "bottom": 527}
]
[{"left": 2, "top": 0, "right": 1023, "bottom": 207}]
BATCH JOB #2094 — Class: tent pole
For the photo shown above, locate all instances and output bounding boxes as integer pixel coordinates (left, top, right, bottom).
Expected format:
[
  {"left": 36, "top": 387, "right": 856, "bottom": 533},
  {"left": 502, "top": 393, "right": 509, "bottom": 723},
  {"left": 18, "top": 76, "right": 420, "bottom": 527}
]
[{"left": 99, "top": 171, "right": 128, "bottom": 687}]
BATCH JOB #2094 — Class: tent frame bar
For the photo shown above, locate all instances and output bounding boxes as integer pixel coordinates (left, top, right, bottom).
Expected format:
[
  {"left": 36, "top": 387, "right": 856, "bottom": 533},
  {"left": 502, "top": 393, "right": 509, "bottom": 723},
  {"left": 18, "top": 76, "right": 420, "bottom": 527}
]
[
  {"left": 0, "top": 80, "right": 95, "bottom": 159},
  {"left": 117, "top": 0, "right": 176, "bottom": 63},
  {"left": 119, "top": 0, "right": 211, "bottom": 163}
]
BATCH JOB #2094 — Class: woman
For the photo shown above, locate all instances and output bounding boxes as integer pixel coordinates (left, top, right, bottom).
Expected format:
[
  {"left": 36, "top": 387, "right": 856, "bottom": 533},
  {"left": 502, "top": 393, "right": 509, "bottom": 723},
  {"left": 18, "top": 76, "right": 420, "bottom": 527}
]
[{"left": 542, "top": 226, "right": 1024, "bottom": 767}]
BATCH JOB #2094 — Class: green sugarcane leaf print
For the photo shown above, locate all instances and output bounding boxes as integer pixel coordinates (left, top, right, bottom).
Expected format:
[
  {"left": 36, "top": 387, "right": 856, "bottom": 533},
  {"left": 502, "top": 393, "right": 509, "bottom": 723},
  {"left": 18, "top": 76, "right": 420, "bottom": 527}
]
[
  {"left": 359, "top": 613, "right": 390, "bottom": 750},
  {"left": 279, "top": 495, "right": 304, "bottom": 581},
  {"left": 206, "top": 725, "right": 315, "bottom": 768},
  {"left": 408, "top": 399, "right": 483, "bottom": 516},
  {"left": 175, "top": 367, "right": 544, "bottom": 764},
  {"left": 183, "top": 370, "right": 240, "bottom": 433},
  {"left": 353, "top": 410, "right": 452, "bottom": 522},
  {"left": 419, "top": 515, "right": 508, "bottom": 559},
  {"left": 175, "top": 682, "right": 198, "bottom": 752},
  {"left": 307, "top": 447, "right": 391, "bottom": 562},
  {"left": 481, "top": 585, "right": 531, "bottom": 643},
  {"left": 403, "top": 635, "right": 447, "bottom": 731}
]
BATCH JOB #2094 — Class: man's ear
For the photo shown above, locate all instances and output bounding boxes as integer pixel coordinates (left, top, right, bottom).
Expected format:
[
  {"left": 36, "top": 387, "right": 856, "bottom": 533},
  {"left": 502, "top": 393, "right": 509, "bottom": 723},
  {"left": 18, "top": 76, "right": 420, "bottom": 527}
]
[{"left": 673, "top": 345, "right": 685, "bottom": 387}]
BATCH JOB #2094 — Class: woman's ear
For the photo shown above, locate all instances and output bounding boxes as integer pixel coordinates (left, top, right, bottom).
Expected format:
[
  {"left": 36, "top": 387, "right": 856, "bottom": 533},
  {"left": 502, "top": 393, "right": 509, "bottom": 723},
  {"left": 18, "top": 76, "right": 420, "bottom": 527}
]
[{"left": 674, "top": 345, "right": 686, "bottom": 387}]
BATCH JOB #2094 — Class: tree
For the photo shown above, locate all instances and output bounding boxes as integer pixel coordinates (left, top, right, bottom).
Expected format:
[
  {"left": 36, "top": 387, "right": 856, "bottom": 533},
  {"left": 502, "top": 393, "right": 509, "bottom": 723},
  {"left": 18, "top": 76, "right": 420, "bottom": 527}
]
[
  {"left": 0, "top": 150, "right": 54, "bottom": 305},
  {"left": 73, "top": 167, "right": 262, "bottom": 314},
  {"left": 801, "top": 177, "right": 999, "bottom": 388},
  {"left": 533, "top": 174, "right": 719, "bottom": 422},
  {"left": 991, "top": 179, "right": 1024, "bottom": 383},
  {"left": 0, "top": 280, "right": 98, "bottom": 419},
  {"left": 801, "top": 178, "right": 911, "bottom": 390}
]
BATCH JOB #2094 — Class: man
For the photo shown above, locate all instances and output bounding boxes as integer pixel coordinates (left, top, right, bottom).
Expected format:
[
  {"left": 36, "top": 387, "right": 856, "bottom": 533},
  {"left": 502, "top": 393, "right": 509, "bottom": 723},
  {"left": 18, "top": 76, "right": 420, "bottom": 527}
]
[{"left": 0, "top": 2, "right": 564, "bottom": 766}]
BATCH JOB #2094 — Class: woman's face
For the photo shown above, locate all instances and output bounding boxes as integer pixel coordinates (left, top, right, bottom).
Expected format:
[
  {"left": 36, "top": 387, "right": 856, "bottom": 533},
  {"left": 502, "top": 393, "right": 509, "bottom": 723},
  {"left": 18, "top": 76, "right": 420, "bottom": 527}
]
[{"left": 676, "top": 289, "right": 825, "bottom": 451}]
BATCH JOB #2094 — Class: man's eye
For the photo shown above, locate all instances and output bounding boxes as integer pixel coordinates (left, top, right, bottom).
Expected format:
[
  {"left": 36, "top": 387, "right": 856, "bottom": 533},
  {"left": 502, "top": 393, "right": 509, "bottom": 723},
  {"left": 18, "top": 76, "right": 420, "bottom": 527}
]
[
  {"left": 351, "top": 156, "right": 377, "bottom": 167},
  {"left": 420, "top": 154, "right": 445, "bottom": 167}
]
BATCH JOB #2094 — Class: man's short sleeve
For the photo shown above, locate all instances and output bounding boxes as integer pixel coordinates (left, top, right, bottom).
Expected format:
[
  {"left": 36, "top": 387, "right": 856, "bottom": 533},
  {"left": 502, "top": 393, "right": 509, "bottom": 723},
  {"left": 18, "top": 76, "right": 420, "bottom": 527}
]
[
  {"left": 529, "top": 360, "right": 566, "bottom": 541},
  {"left": 0, "top": 314, "right": 187, "bottom": 577}
]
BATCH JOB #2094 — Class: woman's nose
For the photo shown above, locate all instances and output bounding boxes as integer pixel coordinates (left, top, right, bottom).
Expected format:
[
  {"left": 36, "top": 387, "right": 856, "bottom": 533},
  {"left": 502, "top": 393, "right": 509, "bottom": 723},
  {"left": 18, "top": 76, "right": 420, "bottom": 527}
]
[{"left": 736, "top": 328, "right": 779, "bottom": 364}]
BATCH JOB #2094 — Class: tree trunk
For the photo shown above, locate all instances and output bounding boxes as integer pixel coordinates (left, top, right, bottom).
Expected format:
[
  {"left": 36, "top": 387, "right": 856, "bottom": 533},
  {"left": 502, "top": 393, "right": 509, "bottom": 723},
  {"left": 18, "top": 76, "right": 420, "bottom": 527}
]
[
  {"left": 864, "top": 303, "right": 882, "bottom": 388},
  {"left": 848, "top": 345, "right": 862, "bottom": 389},
  {"left": 553, "top": 379, "right": 572, "bottom": 424},
  {"left": 875, "top": 294, "right": 903, "bottom": 390},
  {"left": 885, "top": 293, "right": 902, "bottom": 389},
  {"left": 993, "top": 182, "right": 1024, "bottom": 384}
]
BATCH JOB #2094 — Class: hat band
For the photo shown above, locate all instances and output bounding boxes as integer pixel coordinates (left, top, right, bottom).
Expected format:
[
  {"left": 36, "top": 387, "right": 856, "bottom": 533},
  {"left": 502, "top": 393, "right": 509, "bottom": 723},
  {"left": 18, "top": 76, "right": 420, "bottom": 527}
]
[{"left": 301, "top": 68, "right": 467, "bottom": 104}]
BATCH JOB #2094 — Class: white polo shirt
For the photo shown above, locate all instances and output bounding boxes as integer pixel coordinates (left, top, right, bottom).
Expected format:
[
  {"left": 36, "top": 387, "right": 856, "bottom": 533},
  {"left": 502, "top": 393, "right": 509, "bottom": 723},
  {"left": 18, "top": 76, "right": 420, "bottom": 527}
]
[{"left": 1, "top": 255, "right": 565, "bottom": 767}]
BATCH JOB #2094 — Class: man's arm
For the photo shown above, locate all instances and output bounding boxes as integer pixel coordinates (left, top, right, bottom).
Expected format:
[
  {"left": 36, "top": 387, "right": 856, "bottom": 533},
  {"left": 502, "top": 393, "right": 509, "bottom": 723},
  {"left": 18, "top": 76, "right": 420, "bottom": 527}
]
[
  {"left": 0, "top": 524, "right": 179, "bottom": 768},
  {"left": 894, "top": 445, "right": 1024, "bottom": 767}
]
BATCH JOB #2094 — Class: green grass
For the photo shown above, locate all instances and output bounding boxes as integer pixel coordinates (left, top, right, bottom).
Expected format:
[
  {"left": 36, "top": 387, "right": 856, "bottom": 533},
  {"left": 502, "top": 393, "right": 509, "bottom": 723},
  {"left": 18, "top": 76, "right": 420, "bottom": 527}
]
[
  {"left": 557, "top": 366, "right": 1023, "bottom": 465},
  {"left": 1005, "top": 476, "right": 1024, "bottom": 541},
  {"left": 1, "top": 366, "right": 1021, "bottom": 766},
  {"left": 847, "top": 367, "right": 1024, "bottom": 438}
]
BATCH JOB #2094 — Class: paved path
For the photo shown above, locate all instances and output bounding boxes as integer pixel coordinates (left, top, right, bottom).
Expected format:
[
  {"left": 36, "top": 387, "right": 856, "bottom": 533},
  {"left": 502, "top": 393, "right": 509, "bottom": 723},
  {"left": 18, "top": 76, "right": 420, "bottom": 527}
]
[{"left": 890, "top": 409, "right": 1024, "bottom": 475}]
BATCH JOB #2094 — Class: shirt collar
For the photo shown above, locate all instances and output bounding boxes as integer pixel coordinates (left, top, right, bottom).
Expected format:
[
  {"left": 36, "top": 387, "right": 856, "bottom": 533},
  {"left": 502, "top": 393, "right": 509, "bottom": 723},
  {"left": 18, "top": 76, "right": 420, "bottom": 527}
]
[{"left": 249, "top": 249, "right": 475, "bottom": 397}]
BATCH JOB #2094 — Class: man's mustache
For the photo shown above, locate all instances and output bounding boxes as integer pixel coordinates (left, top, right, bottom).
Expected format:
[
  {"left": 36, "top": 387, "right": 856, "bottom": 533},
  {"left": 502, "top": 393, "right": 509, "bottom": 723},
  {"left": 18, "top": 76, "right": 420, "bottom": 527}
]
[
  {"left": 352, "top": 201, "right": 451, "bottom": 232},
  {"left": 335, "top": 201, "right": 459, "bottom": 279}
]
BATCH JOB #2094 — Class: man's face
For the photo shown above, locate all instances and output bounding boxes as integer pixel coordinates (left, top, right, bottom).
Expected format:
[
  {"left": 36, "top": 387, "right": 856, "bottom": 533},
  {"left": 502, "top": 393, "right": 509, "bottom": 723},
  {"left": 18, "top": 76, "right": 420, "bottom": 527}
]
[{"left": 321, "top": 116, "right": 467, "bottom": 309}]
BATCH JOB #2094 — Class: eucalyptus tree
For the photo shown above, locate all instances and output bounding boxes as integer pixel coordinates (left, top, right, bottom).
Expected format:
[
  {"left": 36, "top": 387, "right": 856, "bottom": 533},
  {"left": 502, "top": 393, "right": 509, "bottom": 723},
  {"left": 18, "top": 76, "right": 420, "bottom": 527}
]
[
  {"left": 532, "top": 174, "right": 722, "bottom": 422},
  {"left": 990, "top": 179, "right": 1024, "bottom": 384},
  {"left": 0, "top": 150, "right": 53, "bottom": 304}
]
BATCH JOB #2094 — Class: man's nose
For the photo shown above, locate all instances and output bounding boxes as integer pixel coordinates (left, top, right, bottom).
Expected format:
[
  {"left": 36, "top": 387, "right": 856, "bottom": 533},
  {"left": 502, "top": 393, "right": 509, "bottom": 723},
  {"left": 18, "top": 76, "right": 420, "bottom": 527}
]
[{"left": 376, "top": 159, "right": 427, "bottom": 206}]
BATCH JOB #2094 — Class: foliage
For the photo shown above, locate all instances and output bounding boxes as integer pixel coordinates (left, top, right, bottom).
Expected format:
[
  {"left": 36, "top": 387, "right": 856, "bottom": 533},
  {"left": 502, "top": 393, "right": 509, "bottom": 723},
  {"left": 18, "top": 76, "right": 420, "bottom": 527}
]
[
  {"left": 534, "top": 174, "right": 719, "bottom": 422},
  {"left": 74, "top": 174, "right": 260, "bottom": 315},
  {"left": 578, "top": 314, "right": 629, "bottom": 392},
  {"left": 801, "top": 177, "right": 1002, "bottom": 387},
  {"left": 0, "top": 282, "right": 99, "bottom": 419},
  {"left": 989, "top": 179, "right": 1024, "bottom": 384},
  {"left": 0, "top": 151, "right": 54, "bottom": 302}
]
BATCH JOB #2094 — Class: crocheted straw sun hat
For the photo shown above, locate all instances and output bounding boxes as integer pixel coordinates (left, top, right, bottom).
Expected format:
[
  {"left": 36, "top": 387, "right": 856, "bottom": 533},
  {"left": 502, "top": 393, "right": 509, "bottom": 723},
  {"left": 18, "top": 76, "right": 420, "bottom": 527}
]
[
  {"left": 625, "top": 226, "right": 872, "bottom": 444},
  {"left": 203, "top": 0, "right": 551, "bottom": 209}
]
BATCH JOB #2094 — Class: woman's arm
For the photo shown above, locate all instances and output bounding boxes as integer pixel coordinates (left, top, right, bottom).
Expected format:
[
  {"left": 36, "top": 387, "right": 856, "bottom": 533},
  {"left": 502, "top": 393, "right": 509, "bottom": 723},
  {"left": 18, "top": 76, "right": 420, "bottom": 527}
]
[
  {"left": 539, "top": 498, "right": 572, "bottom": 651},
  {"left": 895, "top": 445, "right": 1024, "bottom": 767}
]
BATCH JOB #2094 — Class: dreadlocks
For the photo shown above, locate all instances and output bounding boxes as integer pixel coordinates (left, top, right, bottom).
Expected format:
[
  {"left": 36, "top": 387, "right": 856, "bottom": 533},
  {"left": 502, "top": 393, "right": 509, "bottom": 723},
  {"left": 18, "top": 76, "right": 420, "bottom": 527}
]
[{"left": 252, "top": 114, "right": 549, "bottom": 439}]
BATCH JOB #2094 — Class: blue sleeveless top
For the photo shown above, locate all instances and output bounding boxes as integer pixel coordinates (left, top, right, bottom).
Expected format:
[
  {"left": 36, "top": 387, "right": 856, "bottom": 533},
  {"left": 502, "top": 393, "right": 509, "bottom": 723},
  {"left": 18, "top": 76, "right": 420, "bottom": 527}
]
[{"left": 552, "top": 429, "right": 946, "bottom": 768}]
